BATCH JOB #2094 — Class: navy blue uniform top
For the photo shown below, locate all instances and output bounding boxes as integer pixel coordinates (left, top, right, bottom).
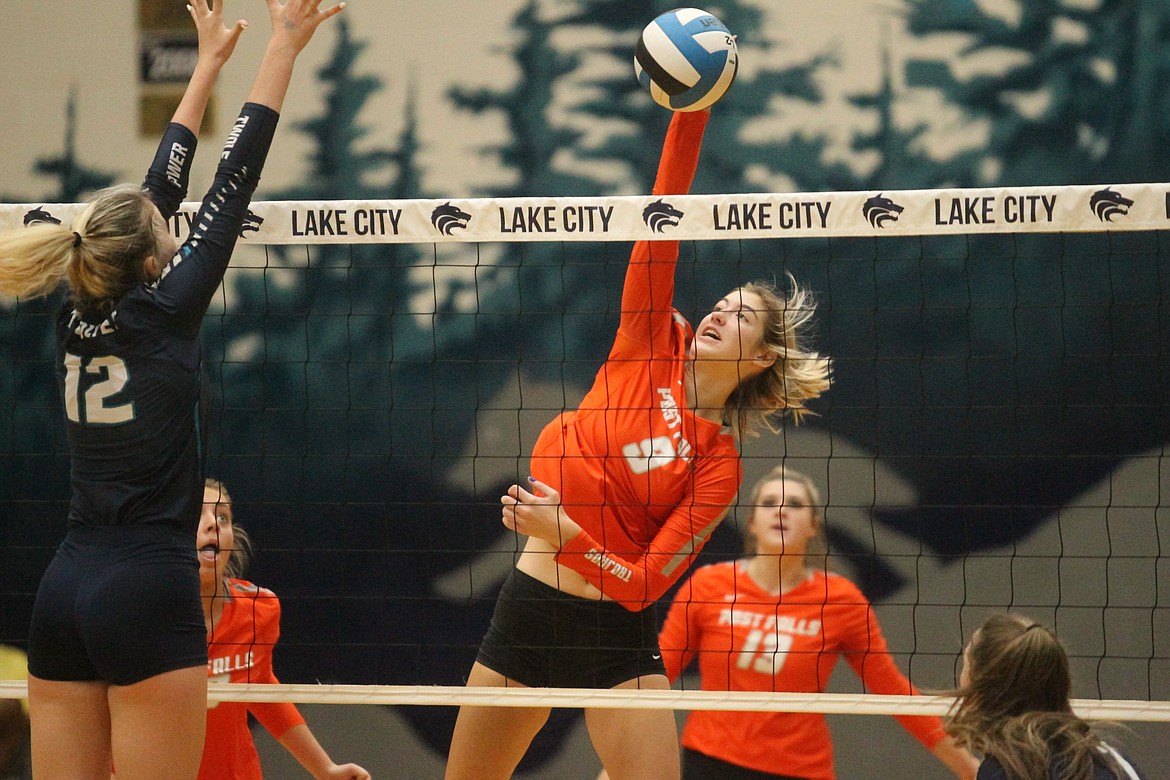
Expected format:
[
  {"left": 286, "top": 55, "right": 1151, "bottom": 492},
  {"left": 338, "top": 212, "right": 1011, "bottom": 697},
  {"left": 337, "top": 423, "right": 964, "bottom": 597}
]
[
  {"left": 54, "top": 103, "right": 280, "bottom": 533},
  {"left": 977, "top": 742, "right": 1146, "bottom": 779}
]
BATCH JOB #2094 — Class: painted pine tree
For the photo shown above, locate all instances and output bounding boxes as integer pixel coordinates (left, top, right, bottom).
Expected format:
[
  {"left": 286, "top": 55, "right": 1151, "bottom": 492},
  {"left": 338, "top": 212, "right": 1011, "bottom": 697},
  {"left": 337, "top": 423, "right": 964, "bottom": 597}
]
[
  {"left": 34, "top": 87, "right": 118, "bottom": 201},
  {"left": 444, "top": 0, "right": 616, "bottom": 397},
  {"left": 903, "top": 0, "right": 1170, "bottom": 184},
  {"left": 817, "top": 0, "right": 1170, "bottom": 579},
  {"left": 848, "top": 28, "right": 982, "bottom": 189},
  {"left": 448, "top": 1, "right": 593, "bottom": 197}
]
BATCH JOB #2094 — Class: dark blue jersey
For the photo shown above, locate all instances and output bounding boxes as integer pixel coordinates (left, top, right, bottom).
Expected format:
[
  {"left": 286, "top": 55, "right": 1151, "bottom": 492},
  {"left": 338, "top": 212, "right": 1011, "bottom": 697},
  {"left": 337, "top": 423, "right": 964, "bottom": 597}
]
[
  {"left": 977, "top": 742, "right": 1146, "bottom": 780},
  {"left": 55, "top": 103, "right": 280, "bottom": 533}
]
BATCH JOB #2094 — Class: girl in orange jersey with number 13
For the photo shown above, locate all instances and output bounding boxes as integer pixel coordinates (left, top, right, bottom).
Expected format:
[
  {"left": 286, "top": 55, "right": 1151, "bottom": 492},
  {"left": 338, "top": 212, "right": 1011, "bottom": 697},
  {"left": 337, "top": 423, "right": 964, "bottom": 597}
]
[{"left": 659, "top": 466, "right": 979, "bottom": 780}]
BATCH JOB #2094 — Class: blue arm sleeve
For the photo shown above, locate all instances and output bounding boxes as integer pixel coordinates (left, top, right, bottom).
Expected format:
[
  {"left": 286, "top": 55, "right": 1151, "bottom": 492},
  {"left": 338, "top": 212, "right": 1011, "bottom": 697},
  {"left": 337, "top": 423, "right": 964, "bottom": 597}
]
[
  {"left": 142, "top": 123, "right": 198, "bottom": 219},
  {"left": 146, "top": 103, "right": 280, "bottom": 336}
]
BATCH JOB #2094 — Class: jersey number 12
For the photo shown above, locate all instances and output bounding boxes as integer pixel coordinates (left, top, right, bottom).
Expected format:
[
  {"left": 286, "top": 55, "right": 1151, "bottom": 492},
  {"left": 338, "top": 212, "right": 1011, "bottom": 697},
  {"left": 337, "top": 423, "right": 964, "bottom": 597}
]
[{"left": 64, "top": 353, "right": 135, "bottom": 425}]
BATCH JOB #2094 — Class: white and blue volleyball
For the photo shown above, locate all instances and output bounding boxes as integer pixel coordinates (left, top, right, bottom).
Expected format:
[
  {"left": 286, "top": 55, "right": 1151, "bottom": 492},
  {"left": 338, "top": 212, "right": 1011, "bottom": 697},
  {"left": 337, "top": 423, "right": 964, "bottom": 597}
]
[{"left": 635, "top": 8, "right": 738, "bottom": 112}]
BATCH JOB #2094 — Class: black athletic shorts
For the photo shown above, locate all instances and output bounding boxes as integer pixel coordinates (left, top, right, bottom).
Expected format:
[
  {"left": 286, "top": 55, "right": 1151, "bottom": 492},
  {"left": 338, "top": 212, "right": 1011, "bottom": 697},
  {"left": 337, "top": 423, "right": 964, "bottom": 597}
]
[
  {"left": 476, "top": 568, "right": 666, "bottom": 688},
  {"left": 27, "top": 525, "right": 205, "bottom": 686},
  {"left": 683, "top": 747, "right": 809, "bottom": 780}
]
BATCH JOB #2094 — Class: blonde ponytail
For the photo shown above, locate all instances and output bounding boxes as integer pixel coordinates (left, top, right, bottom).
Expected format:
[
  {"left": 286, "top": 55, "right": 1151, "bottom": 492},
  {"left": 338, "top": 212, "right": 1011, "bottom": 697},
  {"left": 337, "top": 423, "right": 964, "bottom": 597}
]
[
  {"left": 0, "top": 222, "right": 75, "bottom": 299},
  {"left": 0, "top": 185, "right": 158, "bottom": 312}
]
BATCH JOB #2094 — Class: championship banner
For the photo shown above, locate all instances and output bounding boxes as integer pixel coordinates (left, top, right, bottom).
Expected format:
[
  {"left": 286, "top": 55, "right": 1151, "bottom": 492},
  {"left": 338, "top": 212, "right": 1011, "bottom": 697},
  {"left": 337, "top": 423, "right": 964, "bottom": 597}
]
[
  {"left": 138, "top": 0, "right": 207, "bottom": 136},
  {"left": 3, "top": 183, "right": 1169, "bottom": 244}
]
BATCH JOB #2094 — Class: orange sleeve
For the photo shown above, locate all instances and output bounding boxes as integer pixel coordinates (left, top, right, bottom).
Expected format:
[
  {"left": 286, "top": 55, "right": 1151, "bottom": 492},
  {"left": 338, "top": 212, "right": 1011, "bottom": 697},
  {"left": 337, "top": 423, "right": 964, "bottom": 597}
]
[
  {"left": 251, "top": 699, "right": 306, "bottom": 740},
  {"left": 839, "top": 586, "right": 947, "bottom": 749},
  {"left": 619, "top": 110, "right": 710, "bottom": 347},
  {"left": 555, "top": 452, "right": 738, "bottom": 609},
  {"left": 659, "top": 567, "right": 709, "bottom": 682},
  {"left": 246, "top": 596, "right": 307, "bottom": 739}
]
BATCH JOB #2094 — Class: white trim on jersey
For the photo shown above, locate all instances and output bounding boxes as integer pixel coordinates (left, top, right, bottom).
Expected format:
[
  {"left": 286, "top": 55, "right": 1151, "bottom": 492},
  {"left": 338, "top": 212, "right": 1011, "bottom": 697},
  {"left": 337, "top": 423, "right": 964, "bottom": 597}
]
[{"left": 1099, "top": 743, "right": 1142, "bottom": 780}]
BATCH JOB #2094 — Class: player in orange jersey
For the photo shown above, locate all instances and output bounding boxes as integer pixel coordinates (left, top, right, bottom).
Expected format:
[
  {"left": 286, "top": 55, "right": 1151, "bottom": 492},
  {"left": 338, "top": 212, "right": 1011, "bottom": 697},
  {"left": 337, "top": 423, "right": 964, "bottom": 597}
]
[
  {"left": 658, "top": 466, "right": 978, "bottom": 780},
  {"left": 199, "top": 480, "right": 369, "bottom": 780},
  {"left": 446, "top": 109, "right": 831, "bottom": 780}
]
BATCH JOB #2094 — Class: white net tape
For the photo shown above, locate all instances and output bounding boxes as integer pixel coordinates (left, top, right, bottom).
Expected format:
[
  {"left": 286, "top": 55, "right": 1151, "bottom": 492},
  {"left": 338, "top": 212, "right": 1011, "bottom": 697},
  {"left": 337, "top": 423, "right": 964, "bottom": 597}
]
[
  {"left": 2, "top": 182, "right": 1168, "bottom": 243},
  {"left": 2, "top": 681, "right": 1169, "bottom": 721}
]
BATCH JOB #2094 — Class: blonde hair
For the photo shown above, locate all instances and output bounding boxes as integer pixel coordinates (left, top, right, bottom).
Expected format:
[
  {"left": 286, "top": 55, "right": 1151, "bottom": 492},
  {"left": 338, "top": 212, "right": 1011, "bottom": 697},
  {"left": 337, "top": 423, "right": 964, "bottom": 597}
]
[
  {"left": 725, "top": 276, "right": 830, "bottom": 438},
  {"left": 204, "top": 478, "right": 253, "bottom": 579},
  {"left": 947, "top": 613, "right": 1128, "bottom": 780},
  {"left": 741, "top": 465, "right": 826, "bottom": 567},
  {"left": 0, "top": 185, "right": 159, "bottom": 314}
]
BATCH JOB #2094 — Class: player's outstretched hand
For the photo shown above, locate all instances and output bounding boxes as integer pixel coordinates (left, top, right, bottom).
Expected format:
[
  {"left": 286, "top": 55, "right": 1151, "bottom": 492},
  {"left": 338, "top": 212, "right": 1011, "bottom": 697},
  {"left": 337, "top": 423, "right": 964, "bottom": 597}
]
[
  {"left": 265, "top": 0, "right": 346, "bottom": 56},
  {"left": 188, "top": 0, "right": 248, "bottom": 69}
]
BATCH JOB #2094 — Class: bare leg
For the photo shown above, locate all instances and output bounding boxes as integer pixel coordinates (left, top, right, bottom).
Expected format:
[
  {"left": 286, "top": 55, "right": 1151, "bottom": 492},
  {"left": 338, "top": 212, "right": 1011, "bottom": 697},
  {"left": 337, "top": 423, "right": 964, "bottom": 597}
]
[
  {"left": 445, "top": 662, "right": 551, "bottom": 780},
  {"left": 107, "top": 666, "right": 207, "bottom": 780},
  {"left": 586, "top": 674, "right": 680, "bottom": 780},
  {"left": 28, "top": 675, "right": 112, "bottom": 780}
]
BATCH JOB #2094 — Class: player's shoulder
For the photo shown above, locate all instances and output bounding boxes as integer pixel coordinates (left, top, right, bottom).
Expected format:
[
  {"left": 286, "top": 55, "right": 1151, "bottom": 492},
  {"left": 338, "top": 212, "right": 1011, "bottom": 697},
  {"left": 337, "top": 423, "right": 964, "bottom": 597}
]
[
  {"left": 818, "top": 569, "right": 870, "bottom": 602},
  {"left": 974, "top": 755, "right": 1008, "bottom": 780},
  {"left": 227, "top": 577, "right": 278, "bottom": 601}
]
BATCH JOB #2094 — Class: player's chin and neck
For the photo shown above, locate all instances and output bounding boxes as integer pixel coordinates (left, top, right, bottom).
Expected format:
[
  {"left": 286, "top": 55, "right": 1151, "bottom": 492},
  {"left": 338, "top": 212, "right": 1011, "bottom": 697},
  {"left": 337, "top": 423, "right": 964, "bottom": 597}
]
[{"left": 197, "top": 558, "right": 223, "bottom": 583}]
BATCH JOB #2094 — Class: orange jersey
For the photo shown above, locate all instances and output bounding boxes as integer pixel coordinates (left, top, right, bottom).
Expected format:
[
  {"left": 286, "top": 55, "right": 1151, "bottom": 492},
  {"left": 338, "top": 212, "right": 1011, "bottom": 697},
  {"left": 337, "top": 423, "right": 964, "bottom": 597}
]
[
  {"left": 660, "top": 562, "right": 947, "bottom": 779},
  {"left": 200, "top": 579, "right": 305, "bottom": 780},
  {"left": 543, "top": 109, "right": 742, "bottom": 610}
]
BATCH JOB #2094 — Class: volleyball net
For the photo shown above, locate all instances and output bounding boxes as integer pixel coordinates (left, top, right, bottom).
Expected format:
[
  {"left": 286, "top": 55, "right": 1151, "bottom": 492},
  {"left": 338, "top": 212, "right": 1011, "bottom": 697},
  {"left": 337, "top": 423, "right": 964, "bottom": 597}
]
[{"left": 1, "top": 182, "right": 1168, "bottom": 722}]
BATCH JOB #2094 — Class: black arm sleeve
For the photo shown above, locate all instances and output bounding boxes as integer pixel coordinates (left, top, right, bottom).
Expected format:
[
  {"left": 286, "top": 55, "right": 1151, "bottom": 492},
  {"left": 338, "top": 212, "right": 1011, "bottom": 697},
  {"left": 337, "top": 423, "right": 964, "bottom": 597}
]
[
  {"left": 142, "top": 122, "right": 199, "bottom": 219},
  {"left": 146, "top": 103, "right": 281, "bottom": 335}
]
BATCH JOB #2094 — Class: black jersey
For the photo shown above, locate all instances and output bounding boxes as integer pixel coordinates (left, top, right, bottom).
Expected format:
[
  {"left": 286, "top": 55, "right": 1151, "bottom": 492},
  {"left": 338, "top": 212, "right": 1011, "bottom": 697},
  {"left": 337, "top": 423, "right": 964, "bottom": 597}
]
[{"left": 55, "top": 103, "right": 280, "bottom": 533}]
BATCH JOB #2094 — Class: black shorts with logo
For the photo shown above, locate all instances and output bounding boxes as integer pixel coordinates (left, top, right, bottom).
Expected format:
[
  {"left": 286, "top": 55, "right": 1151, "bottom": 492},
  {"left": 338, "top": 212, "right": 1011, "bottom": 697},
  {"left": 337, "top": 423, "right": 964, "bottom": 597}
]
[
  {"left": 27, "top": 525, "right": 205, "bottom": 686},
  {"left": 476, "top": 568, "right": 666, "bottom": 688}
]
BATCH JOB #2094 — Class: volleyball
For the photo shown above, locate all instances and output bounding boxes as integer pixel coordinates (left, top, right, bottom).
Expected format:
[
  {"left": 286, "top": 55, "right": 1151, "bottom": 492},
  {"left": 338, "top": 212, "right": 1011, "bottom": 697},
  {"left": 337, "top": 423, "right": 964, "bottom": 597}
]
[{"left": 634, "top": 8, "right": 738, "bottom": 112}]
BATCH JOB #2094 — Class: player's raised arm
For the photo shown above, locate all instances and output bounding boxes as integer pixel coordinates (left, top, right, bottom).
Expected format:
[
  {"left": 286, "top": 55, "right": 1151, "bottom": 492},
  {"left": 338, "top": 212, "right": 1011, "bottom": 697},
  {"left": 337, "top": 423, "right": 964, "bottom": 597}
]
[
  {"left": 143, "top": 1, "right": 248, "bottom": 221},
  {"left": 171, "top": 0, "right": 249, "bottom": 136},
  {"left": 247, "top": 0, "right": 346, "bottom": 112},
  {"left": 149, "top": 0, "right": 345, "bottom": 332}
]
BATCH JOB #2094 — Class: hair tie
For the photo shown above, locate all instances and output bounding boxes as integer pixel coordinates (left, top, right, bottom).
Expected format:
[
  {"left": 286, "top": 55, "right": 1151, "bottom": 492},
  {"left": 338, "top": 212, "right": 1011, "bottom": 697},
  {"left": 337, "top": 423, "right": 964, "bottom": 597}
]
[
  {"left": 72, "top": 231, "right": 83, "bottom": 249},
  {"left": 1024, "top": 623, "right": 1045, "bottom": 634}
]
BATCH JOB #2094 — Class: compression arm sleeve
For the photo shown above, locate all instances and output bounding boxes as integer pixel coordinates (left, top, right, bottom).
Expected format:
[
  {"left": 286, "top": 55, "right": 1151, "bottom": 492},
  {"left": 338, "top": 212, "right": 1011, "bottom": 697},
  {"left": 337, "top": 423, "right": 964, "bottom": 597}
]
[
  {"left": 142, "top": 123, "right": 198, "bottom": 219},
  {"left": 147, "top": 102, "right": 280, "bottom": 336}
]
